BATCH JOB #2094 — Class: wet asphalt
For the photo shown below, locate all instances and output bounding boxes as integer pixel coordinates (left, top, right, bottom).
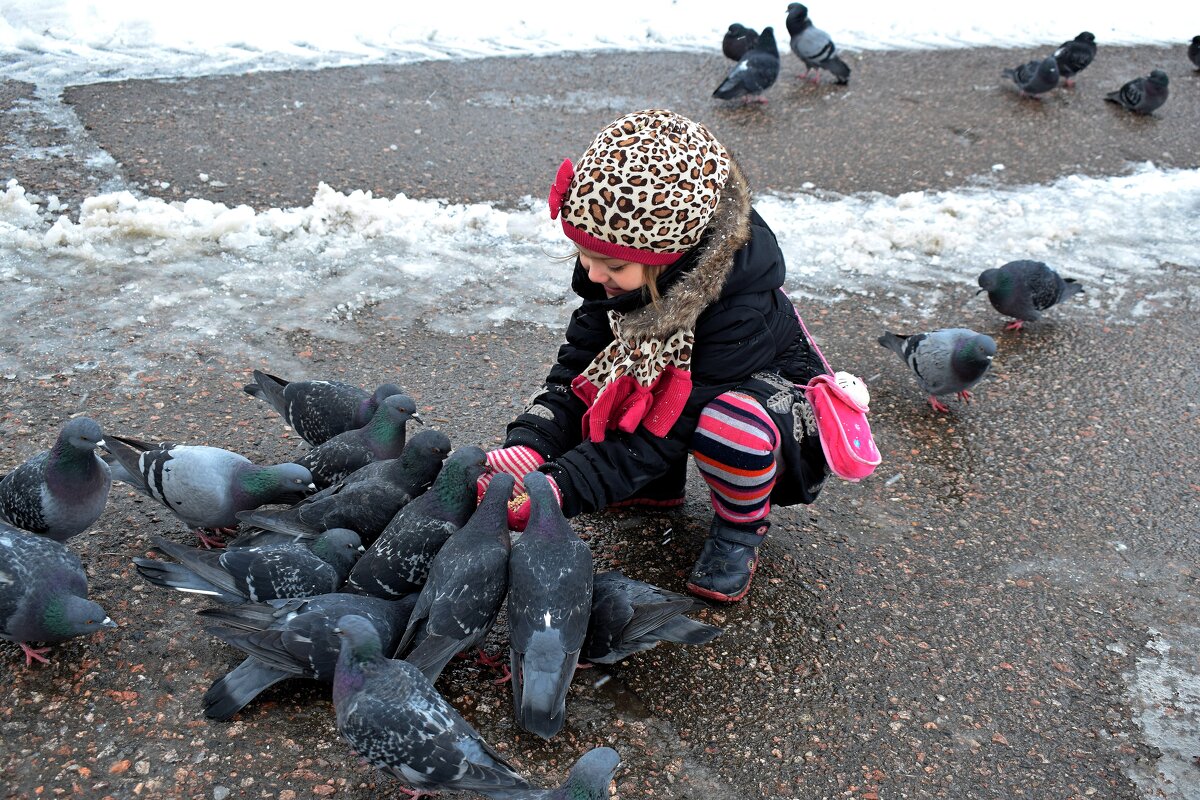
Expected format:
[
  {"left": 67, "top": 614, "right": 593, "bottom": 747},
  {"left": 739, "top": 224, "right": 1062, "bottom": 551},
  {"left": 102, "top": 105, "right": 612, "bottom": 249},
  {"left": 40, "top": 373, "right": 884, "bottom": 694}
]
[{"left": 1, "top": 45, "right": 1199, "bottom": 800}]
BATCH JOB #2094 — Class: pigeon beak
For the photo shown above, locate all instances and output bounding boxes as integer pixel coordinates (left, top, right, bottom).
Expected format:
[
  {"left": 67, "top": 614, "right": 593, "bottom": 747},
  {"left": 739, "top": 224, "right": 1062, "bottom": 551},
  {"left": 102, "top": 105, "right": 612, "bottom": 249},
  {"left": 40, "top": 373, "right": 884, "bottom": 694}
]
[
  {"left": 411, "top": 411, "right": 424, "bottom": 426},
  {"left": 102, "top": 617, "right": 118, "bottom": 628},
  {"left": 975, "top": 288, "right": 985, "bottom": 295},
  {"left": 306, "top": 483, "right": 316, "bottom": 491},
  {"left": 356, "top": 545, "right": 365, "bottom": 553},
  {"left": 96, "top": 439, "right": 106, "bottom": 448}
]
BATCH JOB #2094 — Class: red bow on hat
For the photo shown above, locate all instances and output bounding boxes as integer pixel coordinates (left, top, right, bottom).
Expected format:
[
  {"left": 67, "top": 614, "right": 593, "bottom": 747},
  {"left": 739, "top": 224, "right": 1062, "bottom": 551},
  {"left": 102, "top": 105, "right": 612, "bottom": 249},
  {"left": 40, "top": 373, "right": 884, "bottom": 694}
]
[{"left": 548, "top": 159, "right": 574, "bottom": 220}]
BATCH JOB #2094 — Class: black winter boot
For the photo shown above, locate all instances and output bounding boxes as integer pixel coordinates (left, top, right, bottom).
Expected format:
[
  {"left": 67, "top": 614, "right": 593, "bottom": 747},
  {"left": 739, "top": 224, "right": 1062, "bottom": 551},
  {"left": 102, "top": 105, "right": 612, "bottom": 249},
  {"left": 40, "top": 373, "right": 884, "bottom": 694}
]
[{"left": 686, "top": 518, "right": 768, "bottom": 602}]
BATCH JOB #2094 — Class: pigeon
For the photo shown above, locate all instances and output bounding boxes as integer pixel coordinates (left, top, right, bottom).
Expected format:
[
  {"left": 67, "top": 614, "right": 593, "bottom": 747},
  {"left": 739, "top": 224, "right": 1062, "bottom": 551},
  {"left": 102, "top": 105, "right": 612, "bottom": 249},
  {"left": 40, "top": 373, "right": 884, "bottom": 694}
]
[
  {"left": 1190, "top": 36, "right": 1200, "bottom": 70},
  {"left": 332, "top": 614, "right": 533, "bottom": 797},
  {"left": 396, "top": 473, "right": 514, "bottom": 683},
  {"left": 722, "top": 23, "right": 759, "bottom": 61},
  {"left": 236, "top": 428, "right": 452, "bottom": 548},
  {"left": 345, "top": 446, "right": 488, "bottom": 599},
  {"left": 712, "top": 25, "right": 780, "bottom": 103},
  {"left": 507, "top": 471, "right": 593, "bottom": 740},
  {"left": 582, "top": 571, "right": 722, "bottom": 665},
  {"left": 785, "top": 3, "right": 851, "bottom": 85},
  {"left": 244, "top": 370, "right": 406, "bottom": 447},
  {"left": 0, "top": 522, "right": 116, "bottom": 665},
  {"left": 103, "top": 434, "right": 314, "bottom": 548},
  {"left": 200, "top": 591, "right": 417, "bottom": 720},
  {"left": 1053, "top": 32, "right": 1097, "bottom": 87},
  {"left": 878, "top": 329, "right": 997, "bottom": 413},
  {"left": 133, "top": 529, "right": 363, "bottom": 604},
  {"left": 1105, "top": 70, "right": 1170, "bottom": 115},
  {"left": 506, "top": 747, "right": 622, "bottom": 800},
  {"left": 295, "top": 393, "right": 421, "bottom": 490},
  {"left": 0, "top": 417, "right": 110, "bottom": 541},
  {"left": 977, "top": 259, "right": 1084, "bottom": 330},
  {"left": 1002, "top": 55, "right": 1060, "bottom": 97}
]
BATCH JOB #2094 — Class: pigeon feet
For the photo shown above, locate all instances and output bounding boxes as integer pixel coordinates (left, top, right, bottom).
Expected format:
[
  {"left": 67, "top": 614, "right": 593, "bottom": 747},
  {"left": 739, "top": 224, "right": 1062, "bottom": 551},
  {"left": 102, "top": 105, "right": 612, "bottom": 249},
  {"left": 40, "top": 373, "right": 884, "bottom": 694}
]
[
  {"left": 957, "top": 390, "right": 974, "bottom": 404},
  {"left": 1004, "top": 320, "right": 1026, "bottom": 331},
  {"left": 194, "top": 528, "right": 233, "bottom": 549},
  {"left": 474, "top": 649, "right": 512, "bottom": 684},
  {"left": 20, "top": 642, "right": 52, "bottom": 666},
  {"left": 927, "top": 396, "right": 952, "bottom": 413}
]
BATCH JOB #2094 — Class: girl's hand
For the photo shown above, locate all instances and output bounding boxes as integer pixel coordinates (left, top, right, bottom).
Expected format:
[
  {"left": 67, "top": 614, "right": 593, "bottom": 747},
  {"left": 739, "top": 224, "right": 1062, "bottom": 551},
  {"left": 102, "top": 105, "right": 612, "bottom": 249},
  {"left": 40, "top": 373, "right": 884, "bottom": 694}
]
[{"left": 476, "top": 445, "right": 545, "bottom": 502}]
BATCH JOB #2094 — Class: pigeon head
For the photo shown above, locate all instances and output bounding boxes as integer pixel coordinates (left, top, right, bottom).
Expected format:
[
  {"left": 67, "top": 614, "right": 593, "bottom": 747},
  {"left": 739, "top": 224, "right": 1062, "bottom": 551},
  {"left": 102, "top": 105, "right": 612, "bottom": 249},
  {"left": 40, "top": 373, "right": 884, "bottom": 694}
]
[
  {"left": 951, "top": 333, "right": 997, "bottom": 378},
  {"left": 55, "top": 417, "right": 105, "bottom": 457},
  {"left": 401, "top": 429, "right": 452, "bottom": 470},
  {"left": 1075, "top": 31, "right": 1095, "bottom": 43},
  {"left": 785, "top": 3, "right": 811, "bottom": 34},
  {"left": 1148, "top": 70, "right": 1169, "bottom": 87},
  {"left": 432, "top": 446, "right": 488, "bottom": 506},
  {"left": 755, "top": 26, "right": 777, "bottom": 52},
  {"left": 42, "top": 593, "right": 116, "bottom": 642},
  {"left": 563, "top": 747, "right": 622, "bottom": 799},
  {"left": 241, "top": 463, "right": 315, "bottom": 500},
  {"left": 310, "top": 528, "right": 364, "bottom": 575},
  {"left": 976, "top": 267, "right": 1010, "bottom": 295},
  {"left": 334, "top": 613, "right": 384, "bottom": 663},
  {"left": 370, "top": 383, "right": 405, "bottom": 405},
  {"left": 374, "top": 393, "right": 420, "bottom": 430}
]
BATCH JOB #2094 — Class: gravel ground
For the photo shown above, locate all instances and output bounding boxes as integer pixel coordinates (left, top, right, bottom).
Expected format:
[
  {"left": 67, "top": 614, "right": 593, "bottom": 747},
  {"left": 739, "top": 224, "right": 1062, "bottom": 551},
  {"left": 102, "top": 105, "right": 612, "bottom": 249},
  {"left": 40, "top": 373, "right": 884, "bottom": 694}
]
[{"left": 2, "top": 45, "right": 1199, "bottom": 800}]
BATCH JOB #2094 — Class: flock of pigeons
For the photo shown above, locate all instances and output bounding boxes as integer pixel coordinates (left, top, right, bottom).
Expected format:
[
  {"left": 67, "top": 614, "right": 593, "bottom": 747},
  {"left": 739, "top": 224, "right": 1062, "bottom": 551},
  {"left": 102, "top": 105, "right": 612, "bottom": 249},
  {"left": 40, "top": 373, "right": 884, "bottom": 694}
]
[
  {"left": 0, "top": 370, "right": 736, "bottom": 797},
  {"left": 716, "top": 4, "right": 1200, "bottom": 113}
]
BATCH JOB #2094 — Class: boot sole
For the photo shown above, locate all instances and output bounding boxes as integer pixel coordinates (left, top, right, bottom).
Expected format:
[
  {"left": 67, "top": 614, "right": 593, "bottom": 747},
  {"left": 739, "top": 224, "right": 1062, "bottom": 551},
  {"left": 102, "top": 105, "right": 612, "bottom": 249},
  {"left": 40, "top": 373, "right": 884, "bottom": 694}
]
[{"left": 685, "top": 560, "right": 757, "bottom": 603}]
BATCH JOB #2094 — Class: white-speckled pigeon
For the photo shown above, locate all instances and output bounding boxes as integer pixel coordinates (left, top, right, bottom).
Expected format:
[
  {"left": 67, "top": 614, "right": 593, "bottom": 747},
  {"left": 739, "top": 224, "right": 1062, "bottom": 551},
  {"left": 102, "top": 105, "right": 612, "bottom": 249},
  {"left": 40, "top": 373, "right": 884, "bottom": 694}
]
[
  {"left": 296, "top": 394, "right": 421, "bottom": 490},
  {"left": 878, "top": 328, "right": 997, "bottom": 413},
  {"left": 332, "top": 614, "right": 533, "bottom": 797},
  {"left": 785, "top": 3, "right": 851, "bottom": 85},
  {"left": 977, "top": 259, "right": 1084, "bottom": 330},
  {"left": 510, "top": 747, "right": 623, "bottom": 800},
  {"left": 722, "top": 23, "right": 759, "bottom": 61},
  {"left": 133, "top": 529, "right": 362, "bottom": 604},
  {"left": 583, "top": 571, "right": 722, "bottom": 665},
  {"left": 200, "top": 591, "right": 417, "bottom": 720},
  {"left": 244, "top": 370, "right": 405, "bottom": 447},
  {"left": 507, "top": 471, "right": 593, "bottom": 740},
  {"left": 103, "top": 434, "right": 314, "bottom": 548},
  {"left": 0, "top": 417, "right": 110, "bottom": 541},
  {"left": 0, "top": 522, "right": 116, "bottom": 665},
  {"left": 713, "top": 26, "right": 780, "bottom": 104},
  {"left": 345, "top": 446, "right": 488, "bottom": 599},
  {"left": 235, "top": 428, "right": 451, "bottom": 548},
  {"left": 1053, "top": 32, "right": 1096, "bottom": 87},
  {"left": 396, "top": 473, "right": 513, "bottom": 683},
  {"left": 1002, "top": 55, "right": 1060, "bottom": 96},
  {"left": 1105, "top": 70, "right": 1170, "bottom": 115}
]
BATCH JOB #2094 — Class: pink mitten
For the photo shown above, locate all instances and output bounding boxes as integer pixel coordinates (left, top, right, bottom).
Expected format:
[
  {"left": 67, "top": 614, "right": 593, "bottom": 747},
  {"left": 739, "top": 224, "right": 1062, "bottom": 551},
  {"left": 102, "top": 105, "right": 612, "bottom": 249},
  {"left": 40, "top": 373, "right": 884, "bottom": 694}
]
[{"left": 476, "top": 445, "right": 545, "bottom": 501}]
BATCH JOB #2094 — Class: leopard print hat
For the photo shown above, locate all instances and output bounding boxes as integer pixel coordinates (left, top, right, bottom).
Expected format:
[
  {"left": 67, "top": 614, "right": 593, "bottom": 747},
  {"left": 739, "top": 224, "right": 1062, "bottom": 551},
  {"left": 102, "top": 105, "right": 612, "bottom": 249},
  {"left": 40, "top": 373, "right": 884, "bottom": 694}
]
[{"left": 548, "top": 109, "right": 731, "bottom": 266}]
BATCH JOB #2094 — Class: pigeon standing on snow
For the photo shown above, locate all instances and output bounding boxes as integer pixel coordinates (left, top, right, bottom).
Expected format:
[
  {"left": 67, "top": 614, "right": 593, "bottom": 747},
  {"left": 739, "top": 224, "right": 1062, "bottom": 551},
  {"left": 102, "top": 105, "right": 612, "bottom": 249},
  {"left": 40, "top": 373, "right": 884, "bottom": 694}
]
[
  {"left": 133, "top": 529, "right": 363, "bottom": 603},
  {"left": 236, "top": 428, "right": 452, "bottom": 548},
  {"left": 583, "top": 571, "right": 722, "bottom": 665},
  {"left": 977, "top": 260, "right": 1084, "bottom": 330},
  {"left": 785, "top": 3, "right": 851, "bottom": 85},
  {"left": 296, "top": 393, "right": 421, "bottom": 490},
  {"left": 1002, "top": 55, "right": 1060, "bottom": 97},
  {"left": 345, "top": 447, "right": 488, "bottom": 599},
  {"left": 0, "top": 522, "right": 116, "bottom": 665},
  {"left": 244, "top": 370, "right": 405, "bottom": 447},
  {"left": 507, "top": 471, "right": 593, "bottom": 741},
  {"left": 712, "top": 26, "right": 780, "bottom": 104},
  {"left": 200, "top": 591, "right": 417, "bottom": 721},
  {"left": 1105, "top": 70, "right": 1170, "bottom": 115},
  {"left": 396, "top": 473, "right": 514, "bottom": 683},
  {"left": 103, "top": 434, "right": 314, "bottom": 547},
  {"left": 878, "top": 329, "right": 997, "bottom": 413},
  {"left": 1189, "top": 36, "right": 1200, "bottom": 70},
  {"left": 0, "top": 417, "right": 110, "bottom": 541},
  {"left": 1053, "top": 32, "right": 1097, "bottom": 87},
  {"left": 332, "top": 614, "right": 533, "bottom": 797},
  {"left": 722, "top": 23, "right": 760, "bottom": 61}
]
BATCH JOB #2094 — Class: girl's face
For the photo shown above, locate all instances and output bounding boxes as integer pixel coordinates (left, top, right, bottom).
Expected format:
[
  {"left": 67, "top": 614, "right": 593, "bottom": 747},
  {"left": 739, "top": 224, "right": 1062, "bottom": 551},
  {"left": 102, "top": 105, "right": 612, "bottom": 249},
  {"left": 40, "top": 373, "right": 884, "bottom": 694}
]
[{"left": 578, "top": 245, "right": 647, "bottom": 297}]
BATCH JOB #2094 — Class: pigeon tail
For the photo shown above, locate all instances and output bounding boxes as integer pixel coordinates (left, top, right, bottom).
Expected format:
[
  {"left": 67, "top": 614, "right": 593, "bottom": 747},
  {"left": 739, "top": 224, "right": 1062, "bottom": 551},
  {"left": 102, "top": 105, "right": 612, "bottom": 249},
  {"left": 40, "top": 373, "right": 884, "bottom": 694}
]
[
  {"left": 197, "top": 602, "right": 285, "bottom": 632},
  {"left": 132, "top": 557, "right": 244, "bottom": 602},
  {"left": 203, "top": 657, "right": 291, "bottom": 721},
  {"left": 877, "top": 331, "right": 906, "bottom": 357},
  {"left": 652, "top": 615, "right": 723, "bottom": 646},
  {"left": 234, "top": 509, "right": 319, "bottom": 541},
  {"left": 1061, "top": 279, "right": 1084, "bottom": 300},
  {"left": 826, "top": 56, "right": 851, "bottom": 83}
]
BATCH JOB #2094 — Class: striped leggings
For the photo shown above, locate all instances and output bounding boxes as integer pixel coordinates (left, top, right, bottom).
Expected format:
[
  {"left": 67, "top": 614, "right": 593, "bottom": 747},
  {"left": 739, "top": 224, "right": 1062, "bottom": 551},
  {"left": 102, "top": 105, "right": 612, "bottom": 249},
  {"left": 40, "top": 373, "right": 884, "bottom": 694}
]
[{"left": 691, "top": 391, "right": 779, "bottom": 524}]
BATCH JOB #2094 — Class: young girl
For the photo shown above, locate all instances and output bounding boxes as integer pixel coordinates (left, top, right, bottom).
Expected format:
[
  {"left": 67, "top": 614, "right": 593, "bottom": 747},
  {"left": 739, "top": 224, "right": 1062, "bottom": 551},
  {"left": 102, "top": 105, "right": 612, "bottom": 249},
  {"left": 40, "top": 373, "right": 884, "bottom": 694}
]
[{"left": 480, "top": 109, "right": 829, "bottom": 602}]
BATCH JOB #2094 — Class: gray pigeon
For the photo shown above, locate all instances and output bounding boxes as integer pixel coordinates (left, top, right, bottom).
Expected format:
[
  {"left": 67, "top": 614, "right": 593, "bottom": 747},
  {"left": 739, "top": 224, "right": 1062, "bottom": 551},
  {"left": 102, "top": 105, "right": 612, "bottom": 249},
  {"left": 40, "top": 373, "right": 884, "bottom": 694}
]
[
  {"left": 344, "top": 446, "right": 488, "bottom": 599},
  {"left": 103, "top": 434, "right": 314, "bottom": 548},
  {"left": 507, "top": 471, "right": 593, "bottom": 740},
  {"left": 1190, "top": 36, "right": 1200, "bottom": 70},
  {"left": 133, "top": 529, "right": 363, "bottom": 604},
  {"left": 722, "top": 23, "right": 759, "bottom": 61},
  {"left": 977, "top": 259, "right": 1084, "bottom": 330},
  {"left": 1105, "top": 70, "right": 1170, "bottom": 115},
  {"left": 396, "top": 473, "right": 514, "bottom": 683},
  {"left": 1002, "top": 55, "right": 1060, "bottom": 96},
  {"left": 878, "top": 328, "right": 997, "bottom": 413},
  {"left": 199, "top": 591, "right": 417, "bottom": 720},
  {"left": 509, "top": 747, "right": 622, "bottom": 800},
  {"left": 712, "top": 26, "right": 780, "bottom": 103},
  {"left": 0, "top": 522, "right": 116, "bottom": 665},
  {"left": 235, "top": 428, "right": 451, "bottom": 548},
  {"left": 0, "top": 417, "right": 110, "bottom": 541},
  {"left": 583, "top": 571, "right": 722, "bottom": 665},
  {"left": 296, "top": 393, "right": 421, "bottom": 490},
  {"left": 244, "top": 370, "right": 405, "bottom": 447},
  {"left": 332, "top": 614, "right": 533, "bottom": 797},
  {"left": 1053, "top": 32, "right": 1096, "bottom": 87},
  {"left": 786, "top": 4, "right": 851, "bottom": 85}
]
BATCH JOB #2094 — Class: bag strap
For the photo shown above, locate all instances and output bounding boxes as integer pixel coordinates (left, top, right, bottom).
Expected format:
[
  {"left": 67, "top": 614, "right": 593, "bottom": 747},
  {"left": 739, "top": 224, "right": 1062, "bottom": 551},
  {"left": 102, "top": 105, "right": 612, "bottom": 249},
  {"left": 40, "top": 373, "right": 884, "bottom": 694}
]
[{"left": 788, "top": 294, "right": 833, "bottom": 376}]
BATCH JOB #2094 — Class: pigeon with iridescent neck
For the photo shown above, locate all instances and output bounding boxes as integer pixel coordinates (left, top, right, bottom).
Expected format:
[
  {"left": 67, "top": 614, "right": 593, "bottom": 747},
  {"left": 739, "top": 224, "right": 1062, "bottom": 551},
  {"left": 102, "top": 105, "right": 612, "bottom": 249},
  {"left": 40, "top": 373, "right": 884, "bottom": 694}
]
[
  {"left": 244, "top": 370, "right": 406, "bottom": 447},
  {"left": 0, "top": 522, "right": 116, "bottom": 665},
  {"left": 511, "top": 747, "right": 622, "bottom": 800},
  {"left": 878, "top": 328, "right": 997, "bottom": 413},
  {"left": 977, "top": 260, "right": 1083, "bottom": 330},
  {"left": 1105, "top": 70, "right": 1170, "bottom": 115},
  {"left": 0, "top": 417, "right": 110, "bottom": 541},
  {"left": 1002, "top": 55, "right": 1060, "bottom": 97},
  {"left": 296, "top": 393, "right": 421, "bottom": 490}
]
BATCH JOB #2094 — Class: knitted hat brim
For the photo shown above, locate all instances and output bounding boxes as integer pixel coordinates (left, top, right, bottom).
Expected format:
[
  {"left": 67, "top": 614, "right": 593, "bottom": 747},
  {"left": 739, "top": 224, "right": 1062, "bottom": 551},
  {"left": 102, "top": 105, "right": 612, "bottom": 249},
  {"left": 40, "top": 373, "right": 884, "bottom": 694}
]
[{"left": 561, "top": 219, "right": 685, "bottom": 266}]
